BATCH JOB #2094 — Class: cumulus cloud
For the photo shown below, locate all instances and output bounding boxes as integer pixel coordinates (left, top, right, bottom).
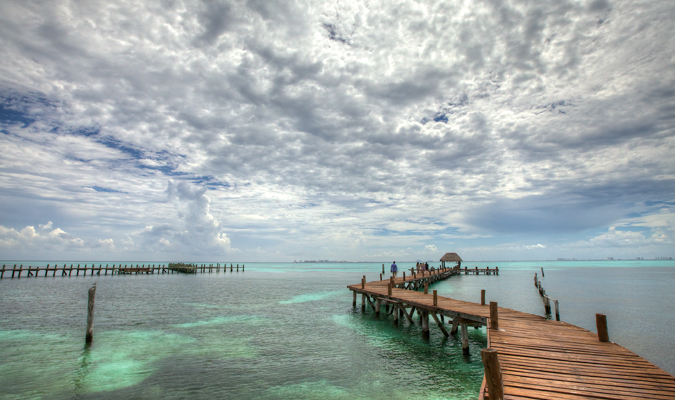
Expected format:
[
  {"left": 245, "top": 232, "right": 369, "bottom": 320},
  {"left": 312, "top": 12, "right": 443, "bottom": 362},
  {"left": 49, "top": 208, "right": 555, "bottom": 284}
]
[
  {"left": 156, "top": 180, "right": 233, "bottom": 252},
  {"left": 0, "top": 221, "right": 85, "bottom": 250}
]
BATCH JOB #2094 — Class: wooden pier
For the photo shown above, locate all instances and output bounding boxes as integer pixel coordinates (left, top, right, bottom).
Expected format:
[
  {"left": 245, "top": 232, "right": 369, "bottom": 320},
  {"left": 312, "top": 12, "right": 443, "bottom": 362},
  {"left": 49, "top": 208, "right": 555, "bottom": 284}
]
[
  {"left": 0, "top": 263, "right": 246, "bottom": 279},
  {"left": 348, "top": 267, "right": 675, "bottom": 399}
]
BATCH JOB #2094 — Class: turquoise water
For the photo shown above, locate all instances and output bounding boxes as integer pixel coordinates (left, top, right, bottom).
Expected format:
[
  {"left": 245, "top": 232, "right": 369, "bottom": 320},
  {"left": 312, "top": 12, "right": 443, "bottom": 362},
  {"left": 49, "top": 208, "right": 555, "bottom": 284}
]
[{"left": 1, "top": 260, "right": 674, "bottom": 399}]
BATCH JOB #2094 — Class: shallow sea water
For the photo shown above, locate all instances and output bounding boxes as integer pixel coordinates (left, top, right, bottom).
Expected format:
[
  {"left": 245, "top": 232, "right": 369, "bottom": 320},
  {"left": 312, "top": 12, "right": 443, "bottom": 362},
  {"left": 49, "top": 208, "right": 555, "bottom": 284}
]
[{"left": 0, "top": 260, "right": 673, "bottom": 399}]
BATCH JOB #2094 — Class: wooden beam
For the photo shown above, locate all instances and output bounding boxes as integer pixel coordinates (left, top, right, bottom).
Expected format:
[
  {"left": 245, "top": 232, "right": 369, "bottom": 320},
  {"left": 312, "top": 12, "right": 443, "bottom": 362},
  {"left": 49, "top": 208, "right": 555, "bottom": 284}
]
[{"left": 430, "top": 312, "right": 449, "bottom": 337}]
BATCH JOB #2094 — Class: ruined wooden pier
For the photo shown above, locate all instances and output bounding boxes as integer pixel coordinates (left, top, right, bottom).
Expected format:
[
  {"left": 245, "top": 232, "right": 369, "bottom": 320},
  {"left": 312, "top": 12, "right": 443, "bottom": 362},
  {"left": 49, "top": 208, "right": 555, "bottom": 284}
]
[
  {"left": 0, "top": 262, "right": 246, "bottom": 278},
  {"left": 348, "top": 267, "right": 675, "bottom": 399}
]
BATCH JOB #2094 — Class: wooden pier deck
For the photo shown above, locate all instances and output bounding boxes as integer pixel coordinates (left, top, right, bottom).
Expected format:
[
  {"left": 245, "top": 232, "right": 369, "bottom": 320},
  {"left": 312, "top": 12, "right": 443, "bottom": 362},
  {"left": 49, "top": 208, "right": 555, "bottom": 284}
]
[{"left": 349, "top": 268, "right": 675, "bottom": 399}]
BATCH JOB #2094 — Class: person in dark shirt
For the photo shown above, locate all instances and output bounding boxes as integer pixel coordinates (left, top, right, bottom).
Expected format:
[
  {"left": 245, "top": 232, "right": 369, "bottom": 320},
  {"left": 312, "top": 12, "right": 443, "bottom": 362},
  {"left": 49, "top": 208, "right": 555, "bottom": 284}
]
[{"left": 390, "top": 261, "right": 398, "bottom": 277}]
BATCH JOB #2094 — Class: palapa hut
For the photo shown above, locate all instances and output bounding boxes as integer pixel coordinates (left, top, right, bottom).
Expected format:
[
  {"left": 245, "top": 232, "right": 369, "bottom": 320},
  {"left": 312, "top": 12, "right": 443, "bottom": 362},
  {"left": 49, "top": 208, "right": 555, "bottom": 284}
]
[{"left": 440, "top": 252, "right": 462, "bottom": 269}]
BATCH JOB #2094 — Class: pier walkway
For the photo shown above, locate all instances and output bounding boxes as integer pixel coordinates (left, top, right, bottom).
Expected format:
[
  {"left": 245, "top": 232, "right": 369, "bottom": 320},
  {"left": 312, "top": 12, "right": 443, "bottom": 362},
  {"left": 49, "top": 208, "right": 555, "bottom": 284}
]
[{"left": 348, "top": 268, "right": 675, "bottom": 399}]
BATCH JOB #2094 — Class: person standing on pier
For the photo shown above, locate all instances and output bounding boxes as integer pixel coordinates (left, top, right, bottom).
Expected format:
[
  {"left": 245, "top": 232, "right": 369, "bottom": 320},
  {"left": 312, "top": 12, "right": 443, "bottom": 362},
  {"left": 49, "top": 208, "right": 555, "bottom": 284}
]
[{"left": 391, "top": 261, "right": 398, "bottom": 278}]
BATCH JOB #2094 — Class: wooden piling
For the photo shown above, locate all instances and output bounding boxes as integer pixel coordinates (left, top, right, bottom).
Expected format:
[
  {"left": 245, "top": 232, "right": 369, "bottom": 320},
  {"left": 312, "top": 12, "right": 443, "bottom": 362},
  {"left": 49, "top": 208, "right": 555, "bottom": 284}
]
[
  {"left": 424, "top": 282, "right": 428, "bottom": 294},
  {"left": 393, "top": 303, "right": 399, "bottom": 324},
  {"left": 382, "top": 264, "right": 384, "bottom": 274},
  {"left": 353, "top": 290, "right": 357, "bottom": 307},
  {"left": 1, "top": 265, "right": 4, "bottom": 279},
  {"left": 541, "top": 267, "right": 545, "bottom": 277},
  {"left": 380, "top": 273, "right": 382, "bottom": 281},
  {"left": 361, "top": 276, "right": 365, "bottom": 289},
  {"left": 481, "top": 348, "right": 504, "bottom": 400},
  {"left": 85, "top": 285, "right": 96, "bottom": 343},
  {"left": 361, "top": 293, "right": 366, "bottom": 312},
  {"left": 461, "top": 322, "right": 469, "bottom": 355},
  {"left": 481, "top": 289, "right": 485, "bottom": 306},
  {"left": 433, "top": 290, "right": 438, "bottom": 307},
  {"left": 451, "top": 318, "right": 459, "bottom": 335},
  {"left": 490, "top": 302, "right": 499, "bottom": 330},
  {"left": 554, "top": 300, "right": 560, "bottom": 321},
  {"left": 421, "top": 311, "right": 429, "bottom": 338},
  {"left": 18, "top": 265, "right": 22, "bottom": 278},
  {"left": 534, "top": 272, "right": 537, "bottom": 287},
  {"left": 375, "top": 298, "right": 381, "bottom": 317},
  {"left": 596, "top": 313, "right": 609, "bottom": 342},
  {"left": 388, "top": 283, "right": 392, "bottom": 296}
]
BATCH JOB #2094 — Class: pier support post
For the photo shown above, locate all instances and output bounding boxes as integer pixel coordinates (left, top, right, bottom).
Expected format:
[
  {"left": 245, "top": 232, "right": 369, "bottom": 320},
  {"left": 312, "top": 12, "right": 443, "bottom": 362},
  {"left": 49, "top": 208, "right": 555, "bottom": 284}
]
[
  {"left": 490, "top": 302, "right": 499, "bottom": 330},
  {"left": 382, "top": 264, "right": 385, "bottom": 274},
  {"left": 433, "top": 290, "right": 438, "bottom": 307},
  {"left": 555, "top": 300, "right": 560, "bottom": 321},
  {"left": 424, "top": 282, "right": 428, "bottom": 294},
  {"left": 375, "top": 298, "right": 381, "bottom": 317},
  {"left": 421, "top": 311, "right": 429, "bottom": 338},
  {"left": 596, "top": 313, "right": 609, "bottom": 342},
  {"left": 361, "top": 293, "right": 366, "bottom": 312},
  {"left": 393, "top": 303, "right": 399, "bottom": 325},
  {"left": 362, "top": 276, "right": 365, "bottom": 289},
  {"left": 388, "top": 283, "right": 392, "bottom": 296},
  {"left": 450, "top": 319, "right": 459, "bottom": 335},
  {"left": 541, "top": 267, "right": 545, "bottom": 277},
  {"left": 481, "top": 289, "right": 485, "bottom": 306},
  {"left": 461, "top": 322, "right": 469, "bottom": 355},
  {"left": 481, "top": 348, "right": 504, "bottom": 400},
  {"left": 353, "top": 291, "right": 357, "bottom": 308},
  {"left": 86, "top": 285, "right": 96, "bottom": 343}
]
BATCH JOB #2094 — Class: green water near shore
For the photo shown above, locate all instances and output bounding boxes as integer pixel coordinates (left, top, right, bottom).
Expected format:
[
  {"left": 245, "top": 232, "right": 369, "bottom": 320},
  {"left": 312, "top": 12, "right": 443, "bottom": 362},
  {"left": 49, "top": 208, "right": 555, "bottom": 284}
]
[{"left": 1, "top": 260, "right": 674, "bottom": 399}]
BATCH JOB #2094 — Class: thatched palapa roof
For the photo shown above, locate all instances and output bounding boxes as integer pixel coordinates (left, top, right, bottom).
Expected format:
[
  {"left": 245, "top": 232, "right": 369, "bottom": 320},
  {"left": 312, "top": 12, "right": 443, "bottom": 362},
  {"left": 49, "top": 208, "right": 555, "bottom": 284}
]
[{"left": 440, "top": 252, "right": 462, "bottom": 262}]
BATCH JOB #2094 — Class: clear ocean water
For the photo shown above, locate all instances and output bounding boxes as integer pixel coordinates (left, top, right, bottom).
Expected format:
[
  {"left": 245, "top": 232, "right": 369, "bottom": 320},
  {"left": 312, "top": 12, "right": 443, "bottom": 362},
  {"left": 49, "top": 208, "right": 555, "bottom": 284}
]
[{"left": 1, "top": 260, "right": 674, "bottom": 399}]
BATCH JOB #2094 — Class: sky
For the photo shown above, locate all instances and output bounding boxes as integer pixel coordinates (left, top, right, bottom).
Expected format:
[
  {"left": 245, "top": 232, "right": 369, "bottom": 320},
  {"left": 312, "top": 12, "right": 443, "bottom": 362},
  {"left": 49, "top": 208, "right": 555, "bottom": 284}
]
[{"left": 0, "top": 0, "right": 674, "bottom": 262}]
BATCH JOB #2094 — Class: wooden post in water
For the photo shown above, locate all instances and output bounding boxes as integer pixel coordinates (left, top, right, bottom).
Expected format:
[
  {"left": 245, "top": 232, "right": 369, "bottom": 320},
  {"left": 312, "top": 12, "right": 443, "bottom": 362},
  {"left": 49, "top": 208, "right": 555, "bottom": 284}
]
[
  {"left": 382, "top": 264, "right": 385, "bottom": 274},
  {"left": 380, "top": 273, "right": 382, "bottom": 281},
  {"left": 596, "top": 313, "right": 609, "bottom": 342},
  {"left": 451, "top": 319, "right": 459, "bottom": 335},
  {"left": 393, "top": 303, "right": 399, "bottom": 325},
  {"left": 481, "top": 348, "right": 504, "bottom": 400},
  {"left": 375, "top": 298, "right": 381, "bottom": 317},
  {"left": 18, "top": 265, "right": 22, "bottom": 278},
  {"left": 1, "top": 265, "right": 4, "bottom": 279},
  {"left": 352, "top": 291, "right": 357, "bottom": 308},
  {"left": 534, "top": 272, "right": 537, "bottom": 287},
  {"left": 433, "top": 290, "right": 438, "bottom": 307},
  {"left": 424, "top": 282, "right": 428, "bottom": 294},
  {"left": 481, "top": 289, "right": 486, "bottom": 306},
  {"left": 490, "top": 302, "right": 499, "bottom": 330},
  {"left": 555, "top": 300, "right": 560, "bottom": 321},
  {"left": 541, "top": 267, "right": 545, "bottom": 277},
  {"left": 237, "top": 264, "right": 239, "bottom": 271},
  {"left": 461, "top": 322, "right": 469, "bottom": 355},
  {"left": 361, "top": 276, "right": 365, "bottom": 289},
  {"left": 361, "top": 293, "right": 366, "bottom": 312},
  {"left": 243, "top": 265, "right": 244, "bottom": 271},
  {"left": 85, "top": 285, "right": 96, "bottom": 343},
  {"left": 388, "top": 283, "right": 392, "bottom": 296},
  {"left": 421, "top": 311, "right": 429, "bottom": 338}
]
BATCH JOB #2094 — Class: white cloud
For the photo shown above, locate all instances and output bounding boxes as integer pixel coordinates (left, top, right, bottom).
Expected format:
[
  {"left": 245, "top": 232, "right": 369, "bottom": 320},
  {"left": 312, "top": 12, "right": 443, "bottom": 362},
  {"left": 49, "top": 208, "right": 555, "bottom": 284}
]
[
  {"left": 0, "top": 0, "right": 673, "bottom": 261},
  {"left": 0, "top": 221, "right": 85, "bottom": 250}
]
